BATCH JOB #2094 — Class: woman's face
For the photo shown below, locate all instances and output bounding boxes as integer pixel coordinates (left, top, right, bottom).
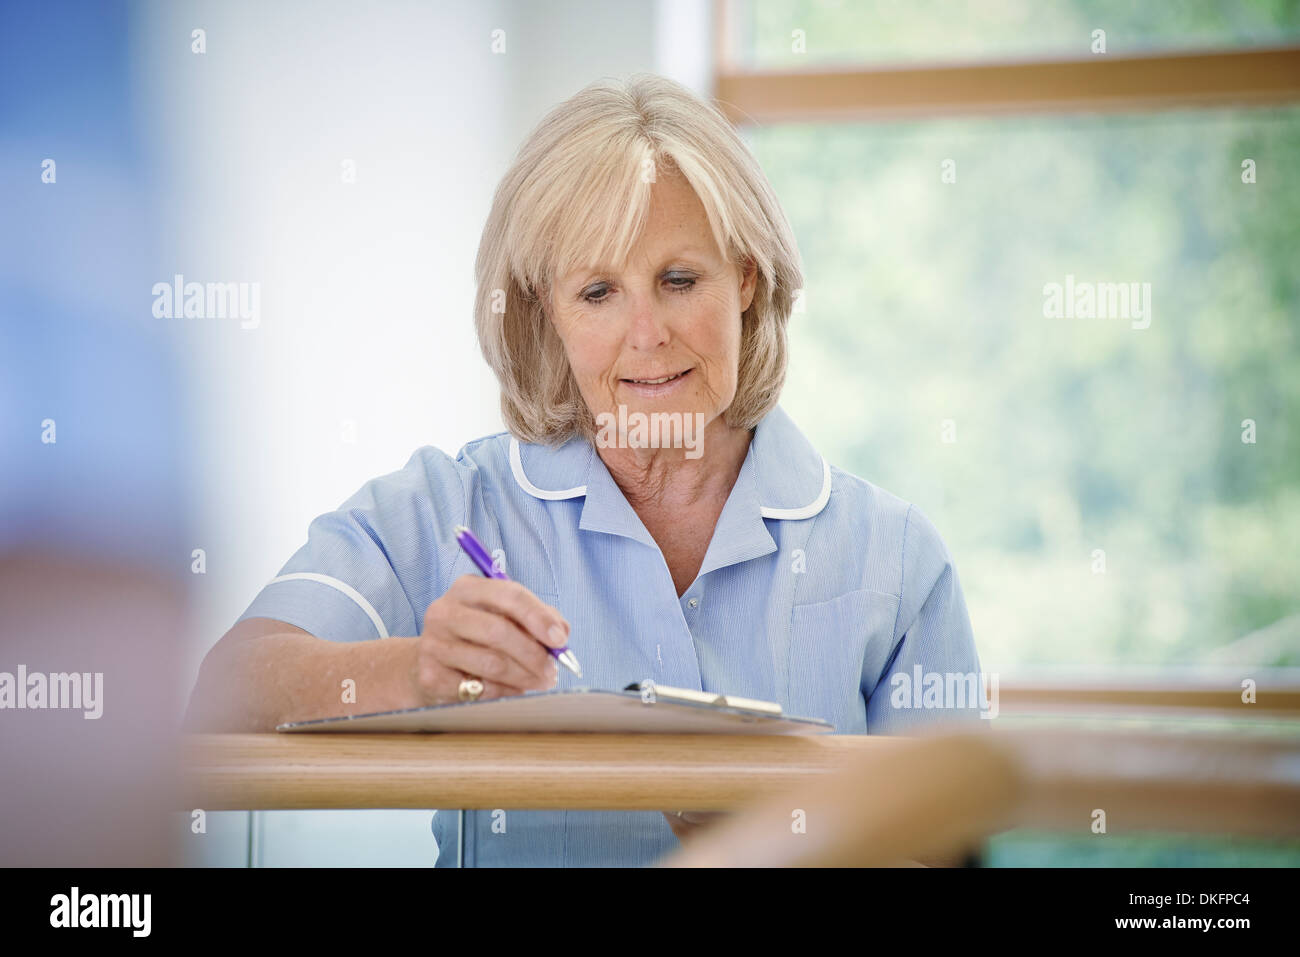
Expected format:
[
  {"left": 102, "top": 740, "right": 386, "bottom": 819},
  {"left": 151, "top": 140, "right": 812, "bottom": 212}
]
[{"left": 547, "top": 169, "right": 757, "bottom": 442}]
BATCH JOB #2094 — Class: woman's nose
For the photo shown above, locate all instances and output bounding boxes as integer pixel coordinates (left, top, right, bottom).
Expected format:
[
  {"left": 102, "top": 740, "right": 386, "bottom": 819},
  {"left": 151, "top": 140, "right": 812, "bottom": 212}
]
[{"left": 624, "top": 295, "right": 671, "bottom": 350}]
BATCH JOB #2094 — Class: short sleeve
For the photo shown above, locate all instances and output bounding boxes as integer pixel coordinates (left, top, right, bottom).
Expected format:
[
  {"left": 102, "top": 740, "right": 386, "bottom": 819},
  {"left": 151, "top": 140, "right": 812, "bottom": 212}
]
[
  {"left": 865, "top": 504, "right": 986, "bottom": 733},
  {"left": 235, "top": 446, "right": 468, "bottom": 642}
]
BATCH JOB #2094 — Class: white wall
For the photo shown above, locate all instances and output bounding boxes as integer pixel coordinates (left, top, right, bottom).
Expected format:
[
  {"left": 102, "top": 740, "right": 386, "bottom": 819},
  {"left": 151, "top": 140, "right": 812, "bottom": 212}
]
[{"left": 135, "top": 0, "right": 708, "bottom": 866}]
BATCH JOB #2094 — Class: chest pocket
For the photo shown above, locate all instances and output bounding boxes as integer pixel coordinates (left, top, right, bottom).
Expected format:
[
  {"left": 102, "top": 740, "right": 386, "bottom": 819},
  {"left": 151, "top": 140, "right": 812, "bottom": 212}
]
[{"left": 786, "top": 588, "right": 900, "bottom": 731}]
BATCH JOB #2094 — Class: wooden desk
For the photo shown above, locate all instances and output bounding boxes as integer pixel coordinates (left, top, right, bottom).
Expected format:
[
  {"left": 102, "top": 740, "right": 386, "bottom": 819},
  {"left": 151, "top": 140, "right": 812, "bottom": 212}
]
[
  {"left": 182, "top": 726, "right": 1300, "bottom": 839},
  {"left": 182, "top": 731, "right": 900, "bottom": 811}
]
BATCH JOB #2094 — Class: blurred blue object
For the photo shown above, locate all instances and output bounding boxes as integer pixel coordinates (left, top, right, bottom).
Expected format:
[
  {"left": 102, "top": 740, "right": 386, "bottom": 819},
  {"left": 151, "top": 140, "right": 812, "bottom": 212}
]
[{"left": 0, "top": 0, "right": 193, "bottom": 576}]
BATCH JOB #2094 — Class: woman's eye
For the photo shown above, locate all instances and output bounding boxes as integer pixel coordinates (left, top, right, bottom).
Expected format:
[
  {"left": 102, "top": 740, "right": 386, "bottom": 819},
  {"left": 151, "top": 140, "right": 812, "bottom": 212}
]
[{"left": 581, "top": 276, "right": 694, "bottom": 306}]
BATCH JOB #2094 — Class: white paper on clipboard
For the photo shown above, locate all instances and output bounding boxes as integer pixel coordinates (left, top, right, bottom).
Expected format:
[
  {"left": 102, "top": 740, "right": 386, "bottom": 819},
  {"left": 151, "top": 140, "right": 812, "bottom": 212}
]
[{"left": 276, "top": 684, "right": 835, "bottom": 734}]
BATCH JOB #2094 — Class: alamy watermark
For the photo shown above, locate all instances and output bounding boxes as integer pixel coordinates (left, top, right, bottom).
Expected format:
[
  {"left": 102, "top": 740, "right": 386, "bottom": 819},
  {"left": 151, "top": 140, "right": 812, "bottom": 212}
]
[
  {"left": 50, "top": 887, "right": 150, "bottom": 937},
  {"left": 1042, "top": 274, "right": 1152, "bottom": 330},
  {"left": 0, "top": 666, "right": 103, "bottom": 718},
  {"left": 152, "top": 273, "right": 260, "bottom": 329},
  {"left": 594, "top": 404, "right": 706, "bottom": 459},
  {"left": 889, "top": 665, "right": 999, "bottom": 719}
]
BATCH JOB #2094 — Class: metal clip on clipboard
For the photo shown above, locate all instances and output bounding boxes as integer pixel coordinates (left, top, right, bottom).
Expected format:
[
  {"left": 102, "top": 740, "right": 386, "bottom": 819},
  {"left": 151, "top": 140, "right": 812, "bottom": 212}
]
[{"left": 624, "top": 680, "right": 784, "bottom": 716}]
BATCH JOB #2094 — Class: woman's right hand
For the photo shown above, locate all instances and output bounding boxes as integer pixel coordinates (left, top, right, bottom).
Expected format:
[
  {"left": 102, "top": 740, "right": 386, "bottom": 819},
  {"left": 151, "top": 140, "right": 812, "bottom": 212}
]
[{"left": 413, "top": 575, "right": 570, "bottom": 704}]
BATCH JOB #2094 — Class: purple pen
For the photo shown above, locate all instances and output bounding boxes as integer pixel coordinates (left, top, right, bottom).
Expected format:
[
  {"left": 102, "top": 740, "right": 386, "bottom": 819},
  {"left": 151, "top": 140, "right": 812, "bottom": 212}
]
[{"left": 453, "top": 524, "right": 582, "bottom": 677}]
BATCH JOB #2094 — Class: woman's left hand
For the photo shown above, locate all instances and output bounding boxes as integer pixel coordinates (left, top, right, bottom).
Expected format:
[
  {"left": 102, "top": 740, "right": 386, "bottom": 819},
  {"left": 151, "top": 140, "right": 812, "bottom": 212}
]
[{"left": 662, "top": 810, "right": 729, "bottom": 843}]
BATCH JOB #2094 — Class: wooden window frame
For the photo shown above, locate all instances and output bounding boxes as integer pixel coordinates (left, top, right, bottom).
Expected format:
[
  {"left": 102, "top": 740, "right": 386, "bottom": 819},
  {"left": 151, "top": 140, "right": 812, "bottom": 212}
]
[{"left": 711, "top": 0, "right": 1300, "bottom": 122}]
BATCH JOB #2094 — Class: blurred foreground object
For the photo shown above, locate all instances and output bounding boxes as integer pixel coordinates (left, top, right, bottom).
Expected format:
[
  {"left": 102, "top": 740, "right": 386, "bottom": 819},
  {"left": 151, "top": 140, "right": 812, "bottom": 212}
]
[
  {"left": 1, "top": 1, "right": 192, "bottom": 865},
  {"left": 0, "top": 553, "right": 186, "bottom": 866},
  {"left": 661, "top": 726, "right": 1300, "bottom": 867}
]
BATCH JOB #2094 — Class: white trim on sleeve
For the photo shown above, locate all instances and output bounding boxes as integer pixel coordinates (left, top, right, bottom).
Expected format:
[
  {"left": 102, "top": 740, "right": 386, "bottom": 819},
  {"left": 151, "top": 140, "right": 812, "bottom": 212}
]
[{"left": 264, "top": 573, "right": 390, "bottom": 638}]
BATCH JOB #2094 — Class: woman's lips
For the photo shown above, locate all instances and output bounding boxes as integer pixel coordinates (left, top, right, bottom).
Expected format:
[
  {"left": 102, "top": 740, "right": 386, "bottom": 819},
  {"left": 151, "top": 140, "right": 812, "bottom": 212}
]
[{"left": 619, "top": 368, "right": 693, "bottom": 398}]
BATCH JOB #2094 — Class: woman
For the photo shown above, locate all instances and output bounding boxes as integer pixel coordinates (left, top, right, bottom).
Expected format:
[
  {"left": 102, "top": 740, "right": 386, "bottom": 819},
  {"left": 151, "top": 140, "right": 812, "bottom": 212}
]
[{"left": 185, "top": 73, "right": 984, "bottom": 867}]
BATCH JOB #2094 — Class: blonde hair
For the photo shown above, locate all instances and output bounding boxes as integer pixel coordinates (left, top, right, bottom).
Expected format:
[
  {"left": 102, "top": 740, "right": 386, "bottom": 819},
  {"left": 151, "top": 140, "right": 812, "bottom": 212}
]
[{"left": 473, "top": 73, "right": 804, "bottom": 445}]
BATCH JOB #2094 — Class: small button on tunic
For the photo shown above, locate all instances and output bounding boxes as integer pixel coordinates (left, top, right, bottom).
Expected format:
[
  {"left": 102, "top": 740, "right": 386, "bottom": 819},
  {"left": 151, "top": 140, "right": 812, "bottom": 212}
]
[{"left": 237, "top": 404, "right": 985, "bottom": 866}]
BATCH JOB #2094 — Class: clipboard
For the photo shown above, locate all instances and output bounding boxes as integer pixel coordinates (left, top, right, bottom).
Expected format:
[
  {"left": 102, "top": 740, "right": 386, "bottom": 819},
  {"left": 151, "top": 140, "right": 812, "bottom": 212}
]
[{"left": 276, "top": 681, "right": 835, "bottom": 734}]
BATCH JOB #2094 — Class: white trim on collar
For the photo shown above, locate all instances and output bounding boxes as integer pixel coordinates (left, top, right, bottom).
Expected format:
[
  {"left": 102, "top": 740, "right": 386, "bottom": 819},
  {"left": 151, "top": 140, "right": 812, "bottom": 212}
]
[
  {"left": 759, "top": 454, "right": 831, "bottom": 520},
  {"left": 509, "top": 437, "right": 587, "bottom": 500},
  {"left": 509, "top": 437, "right": 831, "bottom": 519}
]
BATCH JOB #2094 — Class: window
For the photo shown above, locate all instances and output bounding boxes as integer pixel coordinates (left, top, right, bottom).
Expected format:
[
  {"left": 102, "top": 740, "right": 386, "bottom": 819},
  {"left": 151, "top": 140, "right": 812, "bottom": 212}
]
[
  {"left": 719, "top": 2, "right": 1300, "bottom": 669},
  {"left": 724, "top": 0, "right": 1300, "bottom": 69}
]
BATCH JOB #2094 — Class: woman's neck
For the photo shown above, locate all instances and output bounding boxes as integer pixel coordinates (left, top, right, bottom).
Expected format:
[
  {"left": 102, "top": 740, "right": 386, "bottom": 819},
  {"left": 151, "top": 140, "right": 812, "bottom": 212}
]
[{"left": 596, "top": 415, "right": 753, "bottom": 514}]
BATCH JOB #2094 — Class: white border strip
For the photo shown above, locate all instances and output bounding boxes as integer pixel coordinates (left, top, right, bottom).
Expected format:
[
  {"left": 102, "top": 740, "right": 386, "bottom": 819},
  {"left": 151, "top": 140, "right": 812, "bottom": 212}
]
[
  {"left": 265, "top": 573, "right": 389, "bottom": 638},
  {"left": 760, "top": 456, "right": 832, "bottom": 520}
]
